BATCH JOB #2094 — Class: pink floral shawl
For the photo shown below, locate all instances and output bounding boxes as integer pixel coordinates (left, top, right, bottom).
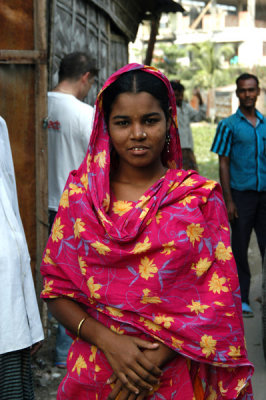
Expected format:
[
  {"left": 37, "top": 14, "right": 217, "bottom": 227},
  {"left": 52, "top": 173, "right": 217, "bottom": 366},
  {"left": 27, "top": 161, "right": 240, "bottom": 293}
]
[{"left": 41, "top": 63, "right": 253, "bottom": 399}]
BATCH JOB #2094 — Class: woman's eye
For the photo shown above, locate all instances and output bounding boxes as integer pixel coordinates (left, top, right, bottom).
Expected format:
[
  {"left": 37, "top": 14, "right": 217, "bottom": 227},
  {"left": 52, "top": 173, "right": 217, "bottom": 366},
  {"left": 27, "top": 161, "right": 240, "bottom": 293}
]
[
  {"left": 115, "top": 120, "right": 129, "bottom": 126},
  {"left": 145, "top": 118, "right": 158, "bottom": 125}
]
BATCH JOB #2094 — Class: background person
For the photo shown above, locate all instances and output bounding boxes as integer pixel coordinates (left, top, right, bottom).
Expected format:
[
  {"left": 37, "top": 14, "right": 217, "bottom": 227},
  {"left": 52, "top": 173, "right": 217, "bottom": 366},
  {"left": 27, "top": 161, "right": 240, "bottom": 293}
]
[
  {"left": 48, "top": 51, "right": 98, "bottom": 368},
  {"left": 0, "top": 116, "right": 44, "bottom": 399},
  {"left": 41, "top": 64, "right": 253, "bottom": 399},
  {"left": 170, "top": 80, "right": 206, "bottom": 171},
  {"left": 211, "top": 73, "right": 266, "bottom": 318}
]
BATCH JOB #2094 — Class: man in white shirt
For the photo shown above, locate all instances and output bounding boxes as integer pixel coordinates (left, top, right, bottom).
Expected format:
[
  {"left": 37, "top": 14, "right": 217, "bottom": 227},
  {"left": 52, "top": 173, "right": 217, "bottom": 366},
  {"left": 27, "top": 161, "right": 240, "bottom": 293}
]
[
  {"left": 170, "top": 80, "right": 206, "bottom": 171},
  {"left": 0, "top": 116, "right": 44, "bottom": 398},
  {"left": 48, "top": 52, "right": 97, "bottom": 368}
]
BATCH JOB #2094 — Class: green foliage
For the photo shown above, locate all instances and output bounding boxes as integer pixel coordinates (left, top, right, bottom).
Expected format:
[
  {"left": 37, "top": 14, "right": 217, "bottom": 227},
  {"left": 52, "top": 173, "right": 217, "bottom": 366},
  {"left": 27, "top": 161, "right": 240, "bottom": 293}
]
[
  {"left": 187, "top": 41, "right": 235, "bottom": 90},
  {"left": 152, "top": 43, "right": 186, "bottom": 79},
  {"left": 192, "top": 122, "right": 219, "bottom": 182}
]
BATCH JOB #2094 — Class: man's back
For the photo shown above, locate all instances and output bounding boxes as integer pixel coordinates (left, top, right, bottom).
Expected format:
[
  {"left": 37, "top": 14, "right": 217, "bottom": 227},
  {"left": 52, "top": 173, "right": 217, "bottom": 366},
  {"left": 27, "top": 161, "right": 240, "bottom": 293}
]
[{"left": 48, "top": 92, "right": 93, "bottom": 211}]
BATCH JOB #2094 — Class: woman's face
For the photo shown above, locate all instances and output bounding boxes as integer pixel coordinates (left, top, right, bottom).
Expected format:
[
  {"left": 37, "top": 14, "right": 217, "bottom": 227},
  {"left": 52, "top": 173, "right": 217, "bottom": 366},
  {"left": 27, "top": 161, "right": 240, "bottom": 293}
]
[{"left": 108, "top": 91, "right": 170, "bottom": 172}]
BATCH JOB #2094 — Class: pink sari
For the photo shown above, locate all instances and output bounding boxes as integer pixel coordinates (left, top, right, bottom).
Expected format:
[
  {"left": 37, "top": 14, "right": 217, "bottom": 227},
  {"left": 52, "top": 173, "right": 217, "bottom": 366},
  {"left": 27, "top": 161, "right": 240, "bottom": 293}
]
[{"left": 41, "top": 63, "right": 253, "bottom": 399}]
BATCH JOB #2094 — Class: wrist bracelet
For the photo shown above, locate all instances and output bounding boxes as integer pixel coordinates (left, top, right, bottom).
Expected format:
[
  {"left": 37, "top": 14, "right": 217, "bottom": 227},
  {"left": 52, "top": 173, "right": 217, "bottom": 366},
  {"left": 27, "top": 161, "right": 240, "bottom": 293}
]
[{"left": 77, "top": 317, "right": 86, "bottom": 338}]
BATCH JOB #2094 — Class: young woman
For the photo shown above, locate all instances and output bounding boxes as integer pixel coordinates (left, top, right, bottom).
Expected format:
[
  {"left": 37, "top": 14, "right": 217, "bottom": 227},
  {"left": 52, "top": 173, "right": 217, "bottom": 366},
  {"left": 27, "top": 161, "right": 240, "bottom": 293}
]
[{"left": 41, "top": 64, "right": 253, "bottom": 399}]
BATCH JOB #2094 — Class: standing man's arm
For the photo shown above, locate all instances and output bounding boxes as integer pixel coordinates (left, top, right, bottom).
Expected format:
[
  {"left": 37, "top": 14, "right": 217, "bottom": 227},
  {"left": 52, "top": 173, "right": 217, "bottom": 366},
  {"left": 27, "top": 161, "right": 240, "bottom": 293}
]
[
  {"left": 219, "top": 155, "right": 238, "bottom": 222},
  {"left": 187, "top": 89, "right": 206, "bottom": 122}
]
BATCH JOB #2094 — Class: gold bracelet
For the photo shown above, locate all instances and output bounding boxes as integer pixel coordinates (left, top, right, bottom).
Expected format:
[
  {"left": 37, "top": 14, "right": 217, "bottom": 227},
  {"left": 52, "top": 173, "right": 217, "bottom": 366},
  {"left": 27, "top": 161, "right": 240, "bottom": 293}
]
[{"left": 77, "top": 317, "right": 86, "bottom": 338}]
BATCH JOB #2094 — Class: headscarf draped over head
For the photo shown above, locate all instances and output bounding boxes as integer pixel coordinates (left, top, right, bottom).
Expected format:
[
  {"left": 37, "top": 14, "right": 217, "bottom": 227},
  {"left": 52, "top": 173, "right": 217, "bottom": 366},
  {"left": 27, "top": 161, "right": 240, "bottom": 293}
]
[{"left": 41, "top": 64, "right": 253, "bottom": 399}]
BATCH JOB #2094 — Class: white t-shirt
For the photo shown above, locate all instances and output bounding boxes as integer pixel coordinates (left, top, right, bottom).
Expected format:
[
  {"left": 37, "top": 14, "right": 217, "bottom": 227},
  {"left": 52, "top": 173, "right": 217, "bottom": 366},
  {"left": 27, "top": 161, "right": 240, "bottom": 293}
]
[
  {"left": 0, "top": 116, "right": 44, "bottom": 354},
  {"left": 48, "top": 92, "right": 94, "bottom": 211}
]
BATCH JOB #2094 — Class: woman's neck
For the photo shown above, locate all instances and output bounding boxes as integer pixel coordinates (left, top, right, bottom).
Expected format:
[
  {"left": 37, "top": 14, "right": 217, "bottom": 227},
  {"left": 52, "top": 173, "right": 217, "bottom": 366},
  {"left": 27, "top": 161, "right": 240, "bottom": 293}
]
[{"left": 110, "top": 164, "right": 167, "bottom": 202}]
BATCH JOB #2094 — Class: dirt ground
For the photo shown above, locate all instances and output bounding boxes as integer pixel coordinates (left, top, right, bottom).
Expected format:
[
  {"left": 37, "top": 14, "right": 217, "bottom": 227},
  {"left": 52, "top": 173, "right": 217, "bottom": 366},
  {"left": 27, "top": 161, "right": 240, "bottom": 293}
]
[{"left": 33, "top": 234, "right": 264, "bottom": 399}]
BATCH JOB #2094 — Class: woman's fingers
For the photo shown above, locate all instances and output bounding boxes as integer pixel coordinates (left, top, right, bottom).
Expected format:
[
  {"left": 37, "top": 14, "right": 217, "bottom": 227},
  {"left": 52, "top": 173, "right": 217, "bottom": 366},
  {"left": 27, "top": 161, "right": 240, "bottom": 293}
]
[
  {"left": 134, "top": 337, "right": 159, "bottom": 351},
  {"left": 136, "top": 352, "right": 162, "bottom": 379},
  {"left": 107, "top": 380, "right": 123, "bottom": 400}
]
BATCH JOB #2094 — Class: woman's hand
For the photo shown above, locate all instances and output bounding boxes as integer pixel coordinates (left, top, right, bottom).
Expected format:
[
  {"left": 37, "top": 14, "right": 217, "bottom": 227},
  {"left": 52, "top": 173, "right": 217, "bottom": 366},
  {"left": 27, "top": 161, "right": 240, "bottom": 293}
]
[
  {"left": 107, "top": 341, "right": 177, "bottom": 400},
  {"left": 102, "top": 334, "right": 162, "bottom": 396}
]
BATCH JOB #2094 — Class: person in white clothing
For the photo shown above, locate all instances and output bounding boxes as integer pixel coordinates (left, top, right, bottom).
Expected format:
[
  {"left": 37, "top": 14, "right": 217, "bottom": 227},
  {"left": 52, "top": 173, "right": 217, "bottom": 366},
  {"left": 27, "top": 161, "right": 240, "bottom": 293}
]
[
  {"left": 0, "top": 116, "right": 44, "bottom": 399},
  {"left": 170, "top": 80, "right": 206, "bottom": 171},
  {"left": 48, "top": 51, "right": 98, "bottom": 368}
]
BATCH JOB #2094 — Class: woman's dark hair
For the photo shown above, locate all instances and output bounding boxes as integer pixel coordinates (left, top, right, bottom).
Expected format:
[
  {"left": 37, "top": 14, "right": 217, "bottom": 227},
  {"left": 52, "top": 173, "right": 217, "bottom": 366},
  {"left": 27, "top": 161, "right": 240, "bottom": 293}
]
[{"left": 102, "top": 70, "right": 170, "bottom": 123}]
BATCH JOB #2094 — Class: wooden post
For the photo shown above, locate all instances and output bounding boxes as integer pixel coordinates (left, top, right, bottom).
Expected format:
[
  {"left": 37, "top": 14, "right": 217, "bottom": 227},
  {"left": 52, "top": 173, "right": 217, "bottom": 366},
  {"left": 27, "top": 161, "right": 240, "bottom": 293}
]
[
  {"left": 34, "top": 0, "right": 48, "bottom": 328},
  {"left": 144, "top": 13, "right": 161, "bottom": 66}
]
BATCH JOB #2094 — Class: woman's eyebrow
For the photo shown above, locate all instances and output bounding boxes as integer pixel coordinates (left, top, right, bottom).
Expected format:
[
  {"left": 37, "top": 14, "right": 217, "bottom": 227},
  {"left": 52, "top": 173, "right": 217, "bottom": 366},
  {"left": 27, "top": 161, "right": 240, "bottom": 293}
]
[
  {"left": 143, "top": 112, "right": 161, "bottom": 118},
  {"left": 112, "top": 115, "right": 129, "bottom": 119}
]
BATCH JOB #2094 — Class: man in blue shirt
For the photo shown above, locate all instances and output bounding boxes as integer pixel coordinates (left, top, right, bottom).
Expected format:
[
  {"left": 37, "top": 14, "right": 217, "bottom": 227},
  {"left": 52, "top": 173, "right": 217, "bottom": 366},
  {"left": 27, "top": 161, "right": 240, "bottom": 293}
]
[{"left": 211, "top": 73, "right": 266, "bottom": 317}]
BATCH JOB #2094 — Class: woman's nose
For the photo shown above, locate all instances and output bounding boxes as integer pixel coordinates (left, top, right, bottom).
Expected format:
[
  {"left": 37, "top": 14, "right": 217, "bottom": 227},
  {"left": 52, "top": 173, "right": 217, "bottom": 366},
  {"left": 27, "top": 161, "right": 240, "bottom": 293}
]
[{"left": 132, "top": 124, "right": 146, "bottom": 139}]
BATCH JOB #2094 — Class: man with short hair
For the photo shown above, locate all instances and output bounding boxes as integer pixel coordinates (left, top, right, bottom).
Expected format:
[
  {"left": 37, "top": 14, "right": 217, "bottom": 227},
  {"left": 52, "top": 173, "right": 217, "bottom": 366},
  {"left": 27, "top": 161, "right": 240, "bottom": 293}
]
[
  {"left": 211, "top": 73, "right": 266, "bottom": 317},
  {"left": 170, "top": 80, "right": 206, "bottom": 171},
  {"left": 48, "top": 51, "right": 98, "bottom": 367}
]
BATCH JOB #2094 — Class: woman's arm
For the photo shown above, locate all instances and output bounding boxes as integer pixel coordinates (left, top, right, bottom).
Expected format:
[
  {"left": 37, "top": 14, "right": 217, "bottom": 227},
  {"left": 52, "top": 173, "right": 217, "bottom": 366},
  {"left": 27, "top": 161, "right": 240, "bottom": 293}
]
[{"left": 47, "top": 297, "right": 162, "bottom": 394}]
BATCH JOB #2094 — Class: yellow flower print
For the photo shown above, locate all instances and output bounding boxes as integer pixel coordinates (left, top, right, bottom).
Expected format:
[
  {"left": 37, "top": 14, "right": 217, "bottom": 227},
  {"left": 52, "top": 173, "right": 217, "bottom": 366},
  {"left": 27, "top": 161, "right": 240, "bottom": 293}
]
[
  {"left": 154, "top": 315, "right": 174, "bottom": 328},
  {"left": 111, "top": 325, "right": 125, "bottom": 335},
  {"left": 206, "top": 385, "right": 217, "bottom": 400},
  {"left": 221, "top": 224, "right": 229, "bottom": 231},
  {"left": 155, "top": 211, "right": 162, "bottom": 224},
  {"left": 202, "top": 180, "right": 216, "bottom": 190},
  {"left": 132, "top": 236, "right": 151, "bottom": 254},
  {"left": 215, "top": 242, "right": 233, "bottom": 262},
  {"left": 161, "top": 241, "right": 176, "bottom": 255},
  {"left": 69, "top": 351, "right": 73, "bottom": 360},
  {"left": 202, "top": 196, "right": 207, "bottom": 203},
  {"left": 106, "top": 306, "right": 124, "bottom": 317},
  {"left": 167, "top": 181, "right": 179, "bottom": 194},
  {"left": 97, "top": 209, "right": 112, "bottom": 226},
  {"left": 52, "top": 217, "right": 64, "bottom": 242},
  {"left": 180, "top": 177, "right": 197, "bottom": 187},
  {"left": 208, "top": 272, "right": 229, "bottom": 294},
  {"left": 81, "top": 173, "right": 88, "bottom": 190},
  {"left": 191, "top": 257, "right": 212, "bottom": 277},
  {"left": 87, "top": 154, "right": 92, "bottom": 171},
  {"left": 102, "top": 193, "right": 110, "bottom": 212},
  {"left": 59, "top": 189, "right": 69, "bottom": 208},
  {"left": 225, "top": 312, "right": 235, "bottom": 317},
  {"left": 69, "top": 183, "right": 83, "bottom": 196},
  {"left": 87, "top": 276, "right": 101, "bottom": 299},
  {"left": 186, "top": 223, "right": 204, "bottom": 246},
  {"left": 139, "top": 257, "right": 158, "bottom": 280},
  {"left": 89, "top": 345, "right": 97, "bottom": 362},
  {"left": 91, "top": 241, "right": 111, "bottom": 255},
  {"left": 72, "top": 354, "right": 87, "bottom": 376},
  {"left": 179, "top": 195, "right": 196, "bottom": 206},
  {"left": 139, "top": 317, "right": 162, "bottom": 332},
  {"left": 140, "top": 288, "right": 162, "bottom": 304},
  {"left": 200, "top": 335, "right": 217, "bottom": 358},
  {"left": 136, "top": 195, "right": 151, "bottom": 209},
  {"left": 43, "top": 249, "right": 56, "bottom": 266},
  {"left": 218, "top": 381, "right": 228, "bottom": 395},
  {"left": 187, "top": 300, "right": 210, "bottom": 315},
  {"left": 171, "top": 336, "right": 184, "bottom": 350},
  {"left": 78, "top": 256, "right": 87, "bottom": 275},
  {"left": 228, "top": 345, "right": 241, "bottom": 359},
  {"left": 42, "top": 279, "right": 54, "bottom": 295},
  {"left": 94, "top": 150, "right": 106, "bottom": 168},
  {"left": 139, "top": 207, "right": 149, "bottom": 220},
  {"left": 213, "top": 301, "right": 225, "bottom": 306},
  {"left": 235, "top": 378, "right": 247, "bottom": 394},
  {"left": 112, "top": 200, "right": 133, "bottom": 216},
  {"left": 74, "top": 218, "right": 86, "bottom": 239}
]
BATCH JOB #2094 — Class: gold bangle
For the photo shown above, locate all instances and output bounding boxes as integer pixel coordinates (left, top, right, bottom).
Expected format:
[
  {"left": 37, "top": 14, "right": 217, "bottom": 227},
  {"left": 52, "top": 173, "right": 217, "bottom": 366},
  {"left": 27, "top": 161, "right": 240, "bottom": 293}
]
[{"left": 77, "top": 317, "right": 86, "bottom": 338}]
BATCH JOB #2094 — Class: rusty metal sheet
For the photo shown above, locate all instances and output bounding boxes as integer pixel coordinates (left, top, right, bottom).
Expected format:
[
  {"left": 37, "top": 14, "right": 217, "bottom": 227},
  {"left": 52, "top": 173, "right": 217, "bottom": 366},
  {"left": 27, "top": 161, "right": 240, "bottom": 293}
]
[{"left": 0, "top": 1, "right": 34, "bottom": 50}]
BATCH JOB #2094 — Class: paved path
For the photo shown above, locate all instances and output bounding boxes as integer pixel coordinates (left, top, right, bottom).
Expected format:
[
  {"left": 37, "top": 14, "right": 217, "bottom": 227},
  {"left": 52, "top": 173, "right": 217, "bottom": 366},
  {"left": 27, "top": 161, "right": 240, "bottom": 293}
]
[{"left": 244, "top": 234, "right": 266, "bottom": 399}]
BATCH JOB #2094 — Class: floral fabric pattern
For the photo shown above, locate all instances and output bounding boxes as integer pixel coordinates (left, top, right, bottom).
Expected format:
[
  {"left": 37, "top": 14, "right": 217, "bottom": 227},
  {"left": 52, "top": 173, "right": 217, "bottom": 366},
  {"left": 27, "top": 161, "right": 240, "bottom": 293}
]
[{"left": 41, "top": 64, "right": 253, "bottom": 399}]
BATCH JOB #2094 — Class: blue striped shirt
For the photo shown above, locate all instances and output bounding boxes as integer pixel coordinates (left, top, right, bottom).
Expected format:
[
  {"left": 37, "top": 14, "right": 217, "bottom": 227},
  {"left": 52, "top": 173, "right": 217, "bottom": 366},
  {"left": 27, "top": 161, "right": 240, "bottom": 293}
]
[{"left": 211, "top": 108, "right": 266, "bottom": 191}]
